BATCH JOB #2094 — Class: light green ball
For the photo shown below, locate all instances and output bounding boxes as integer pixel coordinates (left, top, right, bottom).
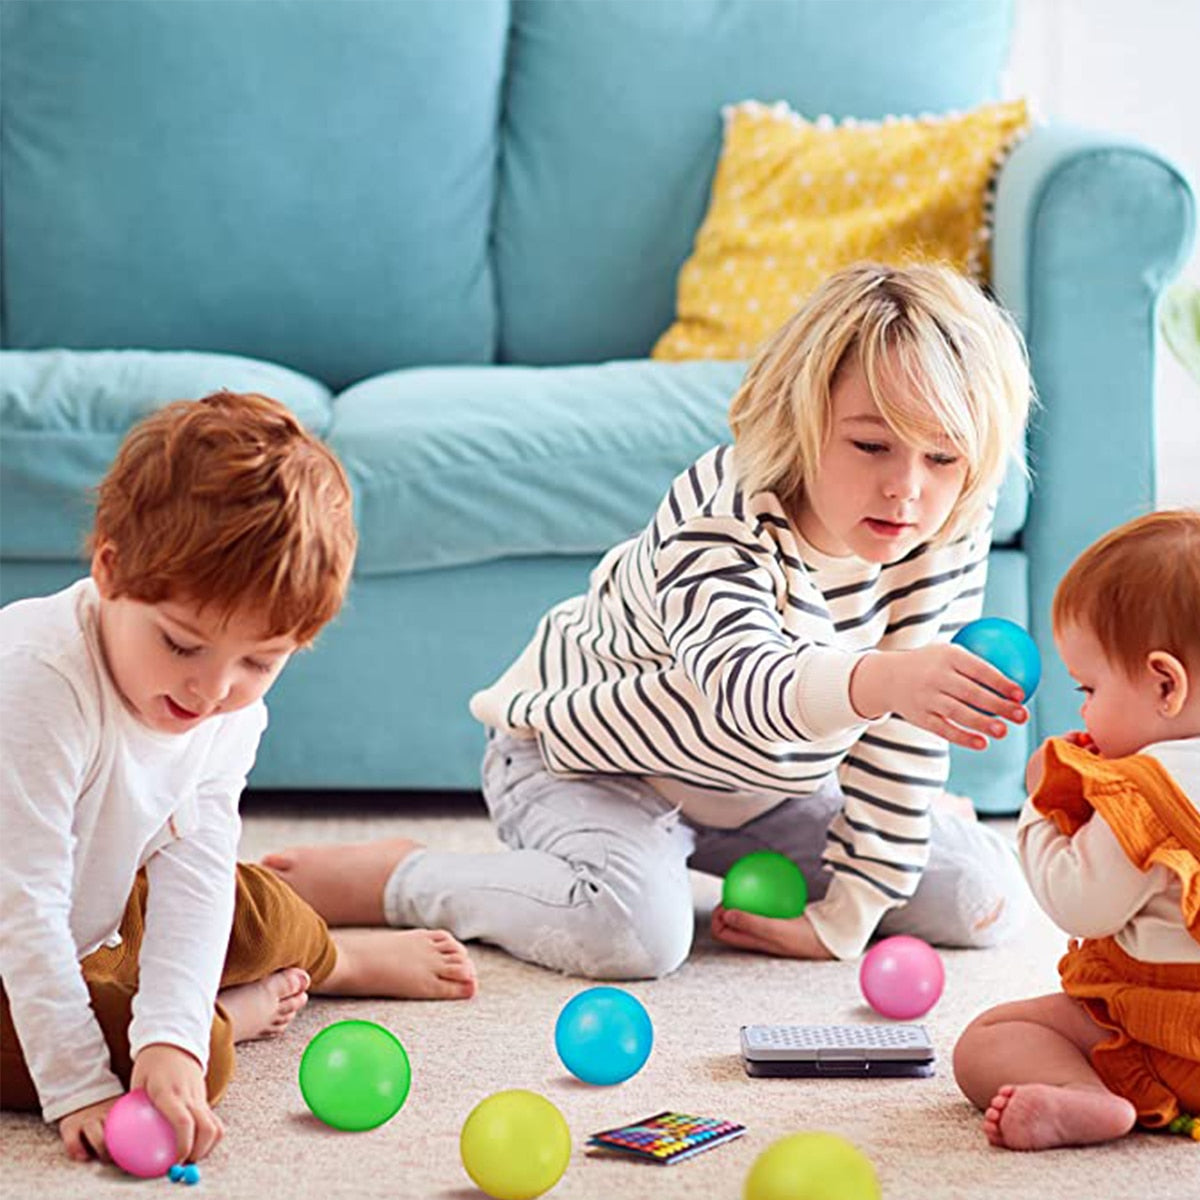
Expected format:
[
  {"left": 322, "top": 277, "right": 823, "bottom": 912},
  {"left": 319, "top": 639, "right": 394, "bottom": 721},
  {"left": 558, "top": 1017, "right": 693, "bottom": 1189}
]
[
  {"left": 722, "top": 851, "right": 808, "bottom": 918},
  {"left": 743, "top": 1132, "right": 880, "bottom": 1200},
  {"left": 298, "top": 1020, "right": 411, "bottom": 1132}
]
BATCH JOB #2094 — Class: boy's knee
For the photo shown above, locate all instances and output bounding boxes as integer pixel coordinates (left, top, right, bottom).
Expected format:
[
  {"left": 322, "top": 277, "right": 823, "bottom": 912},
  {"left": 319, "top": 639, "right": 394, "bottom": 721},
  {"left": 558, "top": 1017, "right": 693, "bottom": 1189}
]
[{"left": 564, "top": 881, "right": 693, "bottom": 980}]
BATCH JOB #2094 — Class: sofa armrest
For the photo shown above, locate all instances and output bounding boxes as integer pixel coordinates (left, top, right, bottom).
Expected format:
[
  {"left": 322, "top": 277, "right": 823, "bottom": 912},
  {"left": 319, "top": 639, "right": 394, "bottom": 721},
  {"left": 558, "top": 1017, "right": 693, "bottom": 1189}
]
[{"left": 990, "top": 123, "right": 1196, "bottom": 743}]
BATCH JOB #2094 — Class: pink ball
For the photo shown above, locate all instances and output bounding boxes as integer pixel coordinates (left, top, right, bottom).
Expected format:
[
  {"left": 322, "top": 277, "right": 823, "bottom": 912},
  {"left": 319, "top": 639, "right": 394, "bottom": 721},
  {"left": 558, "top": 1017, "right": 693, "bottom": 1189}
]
[
  {"left": 859, "top": 935, "right": 945, "bottom": 1020},
  {"left": 104, "top": 1089, "right": 178, "bottom": 1178}
]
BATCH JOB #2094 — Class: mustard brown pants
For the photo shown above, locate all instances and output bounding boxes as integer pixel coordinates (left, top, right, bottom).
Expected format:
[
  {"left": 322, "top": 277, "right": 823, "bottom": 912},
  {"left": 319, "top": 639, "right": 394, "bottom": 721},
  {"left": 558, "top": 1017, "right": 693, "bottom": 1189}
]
[{"left": 1, "top": 863, "right": 336, "bottom": 1116}]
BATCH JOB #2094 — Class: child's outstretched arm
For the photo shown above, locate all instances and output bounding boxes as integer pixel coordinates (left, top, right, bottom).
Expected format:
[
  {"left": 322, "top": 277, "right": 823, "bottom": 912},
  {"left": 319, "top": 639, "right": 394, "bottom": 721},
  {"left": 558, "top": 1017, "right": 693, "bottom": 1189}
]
[
  {"left": 129, "top": 705, "right": 267, "bottom": 1163},
  {"left": 849, "top": 641, "right": 1028, "bottom": 752},
  {"left": 0, "top": 658, "right": 126, "bottom": 1143},
  {"left": 814, "top": 515, "right": 1024, "bottom": 958}
]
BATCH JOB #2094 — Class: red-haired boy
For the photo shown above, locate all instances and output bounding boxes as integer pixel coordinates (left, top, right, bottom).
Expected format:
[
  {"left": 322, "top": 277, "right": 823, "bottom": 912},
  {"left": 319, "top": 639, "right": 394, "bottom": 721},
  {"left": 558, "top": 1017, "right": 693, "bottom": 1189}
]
[{"left": 1, "top": 392, "right": 475, "bottom": 1168}]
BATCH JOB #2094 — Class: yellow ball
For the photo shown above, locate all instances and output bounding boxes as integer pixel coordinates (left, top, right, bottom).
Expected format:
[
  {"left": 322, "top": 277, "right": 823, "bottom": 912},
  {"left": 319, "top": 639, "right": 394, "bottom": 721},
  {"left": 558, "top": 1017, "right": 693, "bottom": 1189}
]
[
  {"left": 744, "top": 1132, "right": 880, "bottom": 1200},
  {"left": 459, "top": 1089, "right": 571, "bottom": 1200}
]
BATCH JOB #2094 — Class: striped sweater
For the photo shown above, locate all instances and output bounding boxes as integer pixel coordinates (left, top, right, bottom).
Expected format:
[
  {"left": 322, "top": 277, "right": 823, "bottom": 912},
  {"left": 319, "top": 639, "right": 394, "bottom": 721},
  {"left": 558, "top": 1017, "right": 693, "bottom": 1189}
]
[{"left": 471, "top": 445, "right": 993, "bottom": 957}]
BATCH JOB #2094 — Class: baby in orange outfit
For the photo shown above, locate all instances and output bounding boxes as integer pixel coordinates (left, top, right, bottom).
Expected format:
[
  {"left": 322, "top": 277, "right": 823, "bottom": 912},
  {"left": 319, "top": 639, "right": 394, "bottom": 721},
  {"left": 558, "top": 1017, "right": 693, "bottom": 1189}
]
[{"left": 953, "top": 510, "right": 1200, "bottom": 1150}]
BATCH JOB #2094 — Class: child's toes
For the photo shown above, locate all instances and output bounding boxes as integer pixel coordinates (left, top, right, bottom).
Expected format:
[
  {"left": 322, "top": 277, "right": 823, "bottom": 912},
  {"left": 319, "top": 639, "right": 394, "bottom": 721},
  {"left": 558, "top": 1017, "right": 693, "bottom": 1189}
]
[
  {"left": 438, "top": 960, "right": 476, "bottom": 984},
  {"left": 278, "top": 991, "right": 308, "bottom": 1016},
  {"left": 281, "top": 967, "right": 310, "bottom": 996},
  {"left": 444, "top": 976, "right": 478, "bottom": 1000}
]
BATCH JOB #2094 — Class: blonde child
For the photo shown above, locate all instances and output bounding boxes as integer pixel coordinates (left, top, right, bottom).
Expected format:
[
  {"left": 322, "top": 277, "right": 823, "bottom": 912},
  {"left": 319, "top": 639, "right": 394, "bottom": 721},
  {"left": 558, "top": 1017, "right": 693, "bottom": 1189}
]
[
  {"left": 954, "top": 510, "right": 1200, "bottom": 1150},
  {"left": 266, "top": 262, "right": 1034, "bottom": 974},
  {"left": 0, "top": 392, "right": 476, "bottom": 1168}
]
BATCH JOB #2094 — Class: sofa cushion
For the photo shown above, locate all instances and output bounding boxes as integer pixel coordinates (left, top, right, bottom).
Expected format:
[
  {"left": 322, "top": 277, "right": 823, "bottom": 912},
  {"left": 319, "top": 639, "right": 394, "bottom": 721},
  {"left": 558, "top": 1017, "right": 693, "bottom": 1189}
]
[
  {"left": 0, "top": 350, "right": 332, "bottom": 560},
  {"left": 328, "top": 361, "right": 1028, "bottom": 577},
  {"left": 0, "top": 0, "right": 507, "bottom": 388},
  {"left": 496, "top": 0, "right": 1014, "bottom": 365},
  {"left": 654, "top": 99, "right": 1031, "bottom": 361}
]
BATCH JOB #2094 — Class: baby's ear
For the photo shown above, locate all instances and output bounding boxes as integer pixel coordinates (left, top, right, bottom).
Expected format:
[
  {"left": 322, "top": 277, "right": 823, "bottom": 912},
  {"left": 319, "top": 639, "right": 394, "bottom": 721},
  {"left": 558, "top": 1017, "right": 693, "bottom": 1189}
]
[{"left": 1146, "top": 650, "right": 1188, "bottom": 717}]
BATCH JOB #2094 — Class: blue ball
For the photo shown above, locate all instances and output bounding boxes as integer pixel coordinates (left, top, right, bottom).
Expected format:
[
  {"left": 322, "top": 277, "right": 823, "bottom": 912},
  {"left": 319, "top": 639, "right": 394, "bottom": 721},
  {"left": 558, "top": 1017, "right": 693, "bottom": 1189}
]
[
  {"left": 554, "top": 986, "right": 653, "bottom": 1085},
  {"left": 951, "top": 617, "right": 1042, "bottom": 702}
]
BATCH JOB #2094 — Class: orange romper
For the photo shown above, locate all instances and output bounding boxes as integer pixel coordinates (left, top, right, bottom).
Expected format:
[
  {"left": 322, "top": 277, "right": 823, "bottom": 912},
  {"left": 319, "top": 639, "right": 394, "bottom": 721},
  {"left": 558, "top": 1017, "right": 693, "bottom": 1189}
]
[{"left": 1031, "top": 739, "right": 1200, "bottom": 1128}]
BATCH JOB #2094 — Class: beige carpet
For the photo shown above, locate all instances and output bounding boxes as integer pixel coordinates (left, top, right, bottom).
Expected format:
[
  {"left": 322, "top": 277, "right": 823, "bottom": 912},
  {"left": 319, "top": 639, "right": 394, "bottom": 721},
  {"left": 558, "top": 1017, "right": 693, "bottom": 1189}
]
[{"left": 2, "top": 795, "right": 1196, "bottom": 1200}]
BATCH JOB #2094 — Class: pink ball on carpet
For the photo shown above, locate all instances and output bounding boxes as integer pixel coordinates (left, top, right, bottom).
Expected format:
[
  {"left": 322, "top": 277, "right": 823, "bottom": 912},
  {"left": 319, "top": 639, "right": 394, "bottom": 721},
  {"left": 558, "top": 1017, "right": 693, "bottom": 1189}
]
[
  {"left": 104, "top": 1089, "right": 178, "bottom": 1178},
  {"left": 859, "top": 935, "right": 945, "bottom": 1020}
]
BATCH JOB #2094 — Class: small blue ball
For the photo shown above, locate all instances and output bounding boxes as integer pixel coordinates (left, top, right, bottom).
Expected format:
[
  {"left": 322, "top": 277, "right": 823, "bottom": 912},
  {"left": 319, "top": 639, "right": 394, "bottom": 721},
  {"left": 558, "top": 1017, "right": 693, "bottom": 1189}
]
[
  {"left": 168, "top": 1164, "right": 185, "bottom": 1182},
  {"left": 952, "top": 617, "right": 1042, "bottom": 701},
  {"left": 181, "top": 1164, "right": 200, "bottom": 1186},
  {"left": 554, "top": 986, "right": 653, "bottom": 1085}
]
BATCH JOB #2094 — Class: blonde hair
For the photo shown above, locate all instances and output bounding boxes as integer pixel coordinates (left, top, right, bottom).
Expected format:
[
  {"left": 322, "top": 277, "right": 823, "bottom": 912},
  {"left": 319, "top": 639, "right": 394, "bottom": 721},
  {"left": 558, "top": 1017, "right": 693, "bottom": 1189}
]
[
  {"left": 1052, "top": 510, "right": 1200, "bottom": 678},
  {"left": 90, "top": 390, "right": 357, "bottom": 645},
  {"left": 728, "top": 261, "right": 1032, "bottom": 542}
]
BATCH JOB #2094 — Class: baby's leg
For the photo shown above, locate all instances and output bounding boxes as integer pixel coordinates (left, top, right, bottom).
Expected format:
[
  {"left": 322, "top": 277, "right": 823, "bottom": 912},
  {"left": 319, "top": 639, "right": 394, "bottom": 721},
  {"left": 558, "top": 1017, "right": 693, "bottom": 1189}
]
[{"left": 953, "top": 993, "right": 1137, "bottom": 1150}]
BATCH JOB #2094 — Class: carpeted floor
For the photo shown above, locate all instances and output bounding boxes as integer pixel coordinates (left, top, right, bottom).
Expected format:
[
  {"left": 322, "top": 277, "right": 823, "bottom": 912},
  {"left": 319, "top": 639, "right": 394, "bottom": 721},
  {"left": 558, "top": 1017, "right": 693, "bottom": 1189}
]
[{"left": 2, "top": 795, "right": 1195, "bottom": 1199}]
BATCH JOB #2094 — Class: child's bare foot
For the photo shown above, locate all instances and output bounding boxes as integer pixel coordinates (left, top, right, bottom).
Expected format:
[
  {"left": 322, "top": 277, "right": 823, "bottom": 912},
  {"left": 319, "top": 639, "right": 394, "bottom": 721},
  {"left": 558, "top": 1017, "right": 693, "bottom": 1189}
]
[
  {"left": 318, "top": 928, "right": 477, "bottom": 1001},
  {"left": 220, "top": 968, "right": 310, "bottom": 1042},
  {"left": 983, "top": 1083, "right": 1136, "bottom": 1150},
  {"left": 261, "top": 837, "right": 423, "bottom": 925}
]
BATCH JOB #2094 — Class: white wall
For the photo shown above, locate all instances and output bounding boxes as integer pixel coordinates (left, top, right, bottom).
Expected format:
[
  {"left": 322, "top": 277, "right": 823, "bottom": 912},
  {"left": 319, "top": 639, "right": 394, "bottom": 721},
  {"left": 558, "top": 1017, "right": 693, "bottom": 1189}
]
[{"left": 1005, "top": 0, "right": 1200, "bottom": 508}]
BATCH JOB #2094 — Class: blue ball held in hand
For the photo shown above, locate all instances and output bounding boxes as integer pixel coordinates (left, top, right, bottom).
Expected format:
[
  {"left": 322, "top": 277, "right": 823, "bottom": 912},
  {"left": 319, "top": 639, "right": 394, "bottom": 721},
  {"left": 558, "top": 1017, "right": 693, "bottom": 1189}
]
[
  {"left": 951, "top": 617, "right": 1041, "bottom": 702},
  {"left": 554, "top": 986, "right": 653, "bottom": 1085}
]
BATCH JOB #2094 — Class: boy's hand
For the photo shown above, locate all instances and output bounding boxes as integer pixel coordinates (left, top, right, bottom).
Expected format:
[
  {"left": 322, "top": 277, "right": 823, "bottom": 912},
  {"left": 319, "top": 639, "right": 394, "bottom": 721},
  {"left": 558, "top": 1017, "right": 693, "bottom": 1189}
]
[
  {"left": 851, "top": 646, "right": 1028, "bottom": 751},
  {"left": 130, "top": 1044, "right": 223, "bottom": 1164},
  {"left": 58, "top": 1094, "right": 121, "bottom": 1163},
  {"left": 711, "top": 906, "right": 835, "bottom": 960}
]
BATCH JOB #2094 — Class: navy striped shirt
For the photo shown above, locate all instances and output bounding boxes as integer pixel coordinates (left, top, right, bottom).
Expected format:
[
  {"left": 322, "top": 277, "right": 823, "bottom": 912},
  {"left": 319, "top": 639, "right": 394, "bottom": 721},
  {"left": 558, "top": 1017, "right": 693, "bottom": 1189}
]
[{"left": 471, "top": 446, "right": 992, "bottom": 955}]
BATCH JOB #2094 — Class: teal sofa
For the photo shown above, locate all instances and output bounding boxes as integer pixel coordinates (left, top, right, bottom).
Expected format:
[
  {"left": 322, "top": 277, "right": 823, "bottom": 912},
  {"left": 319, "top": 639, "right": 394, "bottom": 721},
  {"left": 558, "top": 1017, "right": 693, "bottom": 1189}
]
[{"left": 1, "top": 0, "right": 1194, "bottom": 812}]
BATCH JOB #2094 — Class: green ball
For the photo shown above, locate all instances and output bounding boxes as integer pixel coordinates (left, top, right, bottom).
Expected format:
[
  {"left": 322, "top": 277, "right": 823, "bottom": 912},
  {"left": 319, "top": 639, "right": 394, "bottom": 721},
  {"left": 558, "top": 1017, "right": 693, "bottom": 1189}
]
[
  {"left": 744, "top": 1132, "right": 880, "bottom": 1200},
  {"left": 299, "top": 1020, "right": 412, "bottom": 1131},
  {"left": 722, "top": 851, "right": 808, "bottom": 918}
]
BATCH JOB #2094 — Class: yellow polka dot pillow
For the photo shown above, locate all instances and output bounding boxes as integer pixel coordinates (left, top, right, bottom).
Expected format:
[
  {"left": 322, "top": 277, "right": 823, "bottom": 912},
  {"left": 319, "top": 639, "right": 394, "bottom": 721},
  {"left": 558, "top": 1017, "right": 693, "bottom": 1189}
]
[{"left": 653, "top": 98, "right": 1031, "bottom": 361}]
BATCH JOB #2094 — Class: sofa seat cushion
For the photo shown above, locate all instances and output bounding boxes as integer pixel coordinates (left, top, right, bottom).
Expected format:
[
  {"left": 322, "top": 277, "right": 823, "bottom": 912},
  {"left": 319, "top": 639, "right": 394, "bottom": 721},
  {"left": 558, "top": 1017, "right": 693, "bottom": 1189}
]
[
  {"left": 0, "top": 350, "right": 332, "bottom": 560},
  {"left": 329, "top": 361, "right": 1028, "bottom": 577}
]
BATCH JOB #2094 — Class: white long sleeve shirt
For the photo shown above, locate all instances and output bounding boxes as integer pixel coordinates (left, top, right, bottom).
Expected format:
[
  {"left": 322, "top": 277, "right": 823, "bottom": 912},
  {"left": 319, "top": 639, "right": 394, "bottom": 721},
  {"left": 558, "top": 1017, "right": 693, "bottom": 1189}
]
[
  {"left": 1016, "top": 737, "right": 1200, "bottom": 963},
  {"left": 0, "top": 580, "right": 266, "bottom": 1122},
  {"left": 471, "top": 445, "right": 993, "bottom": 958}
]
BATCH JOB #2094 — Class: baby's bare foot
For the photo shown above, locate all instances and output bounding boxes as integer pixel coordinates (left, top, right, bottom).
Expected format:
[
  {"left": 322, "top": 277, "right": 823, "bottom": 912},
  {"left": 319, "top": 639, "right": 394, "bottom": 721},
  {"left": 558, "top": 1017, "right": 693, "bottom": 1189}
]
[
  {"left": 261, "top": 837, "right": 423, "bottom": 926},
  {"left": 983, "top": 1083, "right": 1136, "bottom": 1150},
  {"left": 318, "top": 928, "right": 477, "bottom": 1001},
  {"left": 220, "top": 968, "right": 310, "bottom": 1042}
]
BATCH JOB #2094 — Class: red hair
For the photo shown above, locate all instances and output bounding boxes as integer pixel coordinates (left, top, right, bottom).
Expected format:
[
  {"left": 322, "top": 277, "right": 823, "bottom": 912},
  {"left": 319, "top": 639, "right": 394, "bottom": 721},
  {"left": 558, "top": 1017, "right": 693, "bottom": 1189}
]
[
  {"left": 90, "top": 391, "right": 356, "bottom": 644},
  {"left": 1052, "top": 510, "right": 1200, "bottom": 677}
]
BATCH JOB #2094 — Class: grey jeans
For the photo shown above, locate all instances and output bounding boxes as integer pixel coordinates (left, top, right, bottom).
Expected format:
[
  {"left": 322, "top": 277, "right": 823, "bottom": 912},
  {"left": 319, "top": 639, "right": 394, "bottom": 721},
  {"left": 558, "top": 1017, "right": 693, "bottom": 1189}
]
[{"left": 384, "top": 730, "right": 1029, "bottom": 979}]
